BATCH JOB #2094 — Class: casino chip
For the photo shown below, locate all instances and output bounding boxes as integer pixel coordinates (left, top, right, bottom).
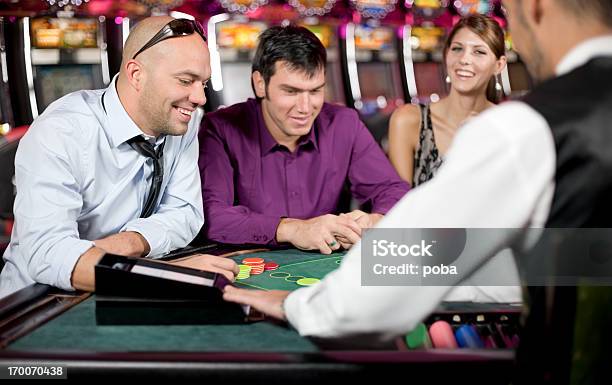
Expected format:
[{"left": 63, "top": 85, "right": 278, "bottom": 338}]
[
  {"left": 242, "top": 257, "right": 264, "bottom": 265},
  {"left": 243, "top": 257, "right": 265, "bottom": 275},
  {"left": 296, "top": 278, "right": 320, "bottom": 286},
  {"left": 264, "top": 262, "right": 279, "bottom": 271},
  {"left": 237, "top": 264, "right": 252, "bottom": 280}
]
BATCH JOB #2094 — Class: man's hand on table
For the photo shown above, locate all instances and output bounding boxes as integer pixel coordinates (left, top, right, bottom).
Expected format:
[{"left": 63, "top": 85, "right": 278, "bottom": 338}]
[
  {"left": 276, "top": 214, "right": 361, "bottom": 254},
  {"left": 170, "top": 254, "right": 239, "bottom": 282},
  {"left": 334, "top": 210, "right": 383, "bottom": 248},
  {"left": 342, "top": 210, "right": 383, "bottom": 229},
  {"left": 223, "top": 286, "right": 290, "bottom": 321}
]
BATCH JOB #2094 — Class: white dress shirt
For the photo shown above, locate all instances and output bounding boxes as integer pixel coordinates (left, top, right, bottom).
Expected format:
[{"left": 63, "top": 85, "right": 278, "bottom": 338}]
[
  {"left": 284, "top": 35, "right": 612, "bottom": 339},
  {"left": 0, "top": 76, "right": 204, "bottom": 298}
]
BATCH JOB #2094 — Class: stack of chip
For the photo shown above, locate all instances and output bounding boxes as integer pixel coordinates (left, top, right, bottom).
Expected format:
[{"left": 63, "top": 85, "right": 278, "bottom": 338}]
[
  {"left": 237, "top": 264, "right": 252, "bottom": 280},
  {"left": 242, "top": 257, "right": 265, "bottom": 275}
]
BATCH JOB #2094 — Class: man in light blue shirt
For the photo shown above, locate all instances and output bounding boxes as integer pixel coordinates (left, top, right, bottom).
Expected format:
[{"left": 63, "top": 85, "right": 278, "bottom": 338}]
[{"left": 0, "top": 16, "right": 238, "bottom": 298}]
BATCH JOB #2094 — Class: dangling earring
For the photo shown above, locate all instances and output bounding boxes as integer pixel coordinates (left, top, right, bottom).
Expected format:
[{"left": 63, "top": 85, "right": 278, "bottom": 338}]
[
  {"left": 495, "top": 75, "right": 502, "bottom": 92},
  {"left": 445, "top": 75, "right": 451, "bottom": 84}
]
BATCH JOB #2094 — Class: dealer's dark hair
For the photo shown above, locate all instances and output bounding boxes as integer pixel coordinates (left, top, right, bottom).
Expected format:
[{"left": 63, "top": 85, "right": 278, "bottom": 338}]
[
  {"left": 512, "top": 0, "right": 612, "bottom": 28},
  {"left": 252, "top": 25, "right": 326, "bottom": 96},
  {"left": 556, "top": 0, "right": 612, "bottom": 27}
]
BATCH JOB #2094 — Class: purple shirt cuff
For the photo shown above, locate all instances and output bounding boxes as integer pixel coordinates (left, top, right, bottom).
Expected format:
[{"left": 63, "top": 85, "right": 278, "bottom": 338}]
[{"left": 207, "top": 213, "right": 282, "bottom": 245}]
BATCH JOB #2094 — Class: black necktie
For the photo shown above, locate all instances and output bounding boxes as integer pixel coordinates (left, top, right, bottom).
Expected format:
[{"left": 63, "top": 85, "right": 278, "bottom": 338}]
[{"left": 127, "top": 135, "right": 165, "bottom": 218}]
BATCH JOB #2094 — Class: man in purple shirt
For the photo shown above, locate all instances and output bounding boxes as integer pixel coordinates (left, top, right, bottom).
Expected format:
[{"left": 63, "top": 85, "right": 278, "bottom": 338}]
[{"left": 198, "top": 25, "right": 409, "bottom": 254}]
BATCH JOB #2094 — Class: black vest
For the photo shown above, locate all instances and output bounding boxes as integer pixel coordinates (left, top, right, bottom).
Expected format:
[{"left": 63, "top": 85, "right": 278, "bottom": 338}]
[{"left": 518, "top": 57, "right": 612, "bottom": 384}]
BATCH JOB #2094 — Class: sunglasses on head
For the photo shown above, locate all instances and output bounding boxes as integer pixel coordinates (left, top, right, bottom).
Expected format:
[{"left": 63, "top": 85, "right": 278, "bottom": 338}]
[{"left": 132, "top": 18, "right": 207, "bottom": 60}]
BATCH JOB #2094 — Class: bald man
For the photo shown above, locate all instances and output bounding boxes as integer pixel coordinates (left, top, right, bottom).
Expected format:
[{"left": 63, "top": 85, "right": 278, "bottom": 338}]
[{"left": 0, "top": 17, "right": 238, "bottom": 299}]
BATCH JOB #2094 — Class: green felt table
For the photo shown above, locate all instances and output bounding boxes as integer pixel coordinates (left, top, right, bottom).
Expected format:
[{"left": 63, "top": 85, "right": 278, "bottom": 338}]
[
  {"left": 5, "top": 250, "right": 344, "bottom": 354},
  {"left": 5, "top": 296, "right": 320, "bottom": 352},
  {"left": 231, "top": 249, "right": 346, "bottom": 291},
  {"left": 0, "top": 249, "right": 517, "bottom": 382}
]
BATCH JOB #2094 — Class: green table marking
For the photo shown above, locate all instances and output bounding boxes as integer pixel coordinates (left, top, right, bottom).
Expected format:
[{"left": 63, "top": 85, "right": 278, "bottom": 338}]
[{"left": 230, "top": 249, "right": 345, "bottom": 291}]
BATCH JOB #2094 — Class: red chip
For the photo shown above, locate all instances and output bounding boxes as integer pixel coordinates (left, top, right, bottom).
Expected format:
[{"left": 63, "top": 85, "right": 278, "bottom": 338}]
[
  {"left": 264, "top": 262, "right": 279, "bottom": 271},
  {"left": 242, "top": 257, "right": 265, "bottom": 265}
]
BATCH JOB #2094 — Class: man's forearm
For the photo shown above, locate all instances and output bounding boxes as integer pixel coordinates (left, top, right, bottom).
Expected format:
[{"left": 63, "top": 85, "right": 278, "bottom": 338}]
[
  {"left": 70, "top": 247, "right": 107, "bottom": 292},
  {"left": 94, "top": 231, "right": 150, "bottom": 257},
  {"left": 70, "top": 232, "right": 150, "bottom": 292}
]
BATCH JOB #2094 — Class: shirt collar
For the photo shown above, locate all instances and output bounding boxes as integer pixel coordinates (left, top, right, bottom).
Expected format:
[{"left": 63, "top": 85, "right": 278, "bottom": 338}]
[
  {"left": 252, "top": 98, "right": 319, "bottom": 155},
  {"left": 102, "top": 74, "right": 154, "bottom": 148},
  {"left": 556, "top": 34, "right": 612, "bottom": 76}
]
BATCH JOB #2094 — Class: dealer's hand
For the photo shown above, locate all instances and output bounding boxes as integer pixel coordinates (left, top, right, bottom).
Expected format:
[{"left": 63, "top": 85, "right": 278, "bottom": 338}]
[{"left": 223, "top": 286, "right": 290, "bottom": 321}]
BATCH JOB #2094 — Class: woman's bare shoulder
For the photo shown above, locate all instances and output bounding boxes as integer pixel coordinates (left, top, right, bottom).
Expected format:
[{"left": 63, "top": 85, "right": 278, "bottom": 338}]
[{"left": 389, "top": 104, "right": 422, "bottom": 134}]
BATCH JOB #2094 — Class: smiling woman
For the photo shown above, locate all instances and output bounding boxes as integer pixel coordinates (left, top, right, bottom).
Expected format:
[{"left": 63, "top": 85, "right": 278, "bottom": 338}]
[{"left": 388, "top": 14, "right": 507, "bottom": 187}]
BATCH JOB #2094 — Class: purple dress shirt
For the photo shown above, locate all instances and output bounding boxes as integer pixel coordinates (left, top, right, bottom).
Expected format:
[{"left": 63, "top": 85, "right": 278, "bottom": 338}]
[{"left": 198, "top": 98, "right": 410, "bottom": 245}]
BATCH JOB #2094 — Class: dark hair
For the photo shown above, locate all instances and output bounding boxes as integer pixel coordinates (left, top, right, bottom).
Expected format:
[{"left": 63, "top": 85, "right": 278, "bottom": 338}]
[
  {"left": 252, "top": 25, "right": 326, "bottom": 88},
  {"left": 557, "top": 0, "right": 612, "bottom": 27},
  {"left": 444, "top": 14, "right": 505, "bottom": 59}
]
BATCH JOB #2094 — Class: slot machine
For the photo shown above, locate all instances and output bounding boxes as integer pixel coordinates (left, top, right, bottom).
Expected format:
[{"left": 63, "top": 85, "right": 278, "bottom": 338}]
[
  {"left": 344, "top": 22, "right": 405, "bottom": 148},
  {"left": 453, "top": 0, "right": 493, "bottom": 16},
  {"left": 403, "top": 0, "right": 451, "bottom": 104},
  {"left": 207, "top": 0, "right": 270, "bottom": 111},
  {"left": 0, "top": 16, "right": 14, "bottom": 133},
  {"left": 13, "top": 12, "right": 110, "bottom": 122},
  {"left": 0, "top": 16, "right": 23, "bottom": 260},
  {"left": 207, "top": 16, "right": 267, "bottom": 110}
]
